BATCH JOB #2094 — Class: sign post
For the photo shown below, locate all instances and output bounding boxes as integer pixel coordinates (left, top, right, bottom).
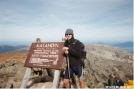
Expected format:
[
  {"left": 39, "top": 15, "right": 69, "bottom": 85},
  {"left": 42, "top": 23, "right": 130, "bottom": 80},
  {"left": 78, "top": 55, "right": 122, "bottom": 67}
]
[
  {"left": 20, "top": 40, "right": 64, "bottom": 88},
  {"left": 20, "top": 68, "right": 31, "bottom": 88}
]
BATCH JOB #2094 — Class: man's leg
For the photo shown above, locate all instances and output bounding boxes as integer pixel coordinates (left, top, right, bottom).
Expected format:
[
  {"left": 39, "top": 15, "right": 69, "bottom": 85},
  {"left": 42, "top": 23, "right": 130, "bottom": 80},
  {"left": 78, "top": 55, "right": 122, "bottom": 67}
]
[
  {"left": 78, "top": 78, "right": 85, "bottom": 88},
  {"left": 75, "top": 64, "right": 85, "bottom": 88},
  {"left": 63, "top": 67, "right": 73, "bottom": 88},
  {"left": 63, "top": 78, "right": 70, "bottom": 88}
]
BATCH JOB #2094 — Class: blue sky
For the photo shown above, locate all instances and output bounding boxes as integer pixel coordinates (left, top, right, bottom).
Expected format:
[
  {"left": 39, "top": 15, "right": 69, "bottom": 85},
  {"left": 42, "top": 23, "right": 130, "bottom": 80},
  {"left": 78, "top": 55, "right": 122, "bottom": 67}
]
[{"left": 0, "top": 0, "right": 133, "bottom": 45}]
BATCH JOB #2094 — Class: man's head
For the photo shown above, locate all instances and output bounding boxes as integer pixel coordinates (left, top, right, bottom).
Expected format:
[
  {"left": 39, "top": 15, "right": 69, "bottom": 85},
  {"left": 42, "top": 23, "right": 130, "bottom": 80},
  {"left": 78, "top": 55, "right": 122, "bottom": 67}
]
[
  {"left": 114, "top": 72, "right": 119, "bottom": 79},
  {"left": 65, "top": 29, "right": 73, "bottom": 40}
]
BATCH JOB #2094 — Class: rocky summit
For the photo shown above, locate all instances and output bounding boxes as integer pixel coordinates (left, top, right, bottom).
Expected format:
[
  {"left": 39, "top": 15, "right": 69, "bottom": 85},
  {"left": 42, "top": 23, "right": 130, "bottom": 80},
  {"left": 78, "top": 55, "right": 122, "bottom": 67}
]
[
  {"left": 0, "top": 44, "right": 133, "bottom": 88},
  {"left": 83, "top": 44, "right": 133, "bottom": 88}
]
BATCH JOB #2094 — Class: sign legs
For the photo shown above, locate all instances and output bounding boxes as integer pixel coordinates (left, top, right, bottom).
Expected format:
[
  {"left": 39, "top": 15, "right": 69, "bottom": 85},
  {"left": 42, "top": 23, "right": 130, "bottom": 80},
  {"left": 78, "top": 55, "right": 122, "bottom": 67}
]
[
  {"left": 20, "top": 68, "right": 31, "bottom": 88},
  {"left": 52, "top": 70, "right": 61, "bottom": 88}
]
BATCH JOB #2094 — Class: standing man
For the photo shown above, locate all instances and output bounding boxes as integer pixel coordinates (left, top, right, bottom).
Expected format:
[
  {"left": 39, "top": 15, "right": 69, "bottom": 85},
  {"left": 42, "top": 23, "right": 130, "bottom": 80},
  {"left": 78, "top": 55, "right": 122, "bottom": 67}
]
[{"left": 62, "top": 29, "right": 85, "bottom": 88}]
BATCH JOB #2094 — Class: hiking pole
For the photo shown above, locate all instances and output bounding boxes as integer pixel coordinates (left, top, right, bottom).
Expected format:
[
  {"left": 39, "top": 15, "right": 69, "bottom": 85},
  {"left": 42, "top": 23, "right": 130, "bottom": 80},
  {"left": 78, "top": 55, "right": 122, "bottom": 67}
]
[{"left": 67, "top": 54, "right": 71, "bottom": 88}]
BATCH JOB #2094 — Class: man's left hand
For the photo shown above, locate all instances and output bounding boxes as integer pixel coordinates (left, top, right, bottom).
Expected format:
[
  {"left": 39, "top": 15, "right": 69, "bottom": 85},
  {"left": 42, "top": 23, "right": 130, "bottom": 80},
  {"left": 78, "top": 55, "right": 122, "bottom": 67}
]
[{"left": 62, "top": 47, "right": 69, "bottom": 51}]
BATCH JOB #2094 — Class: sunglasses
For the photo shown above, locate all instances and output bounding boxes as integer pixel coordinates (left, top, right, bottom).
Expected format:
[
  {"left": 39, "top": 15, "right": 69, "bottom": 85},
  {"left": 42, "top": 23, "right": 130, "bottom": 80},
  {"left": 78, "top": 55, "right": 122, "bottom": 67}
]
[{"left": 66, "top": 34, "right": 72, "bottom": 36}]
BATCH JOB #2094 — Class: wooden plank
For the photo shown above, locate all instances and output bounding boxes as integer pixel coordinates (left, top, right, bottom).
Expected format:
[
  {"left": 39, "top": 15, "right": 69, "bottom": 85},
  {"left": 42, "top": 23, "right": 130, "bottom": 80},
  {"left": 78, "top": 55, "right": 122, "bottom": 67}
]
[
  {"left": 52, "top": 70, "right": 61, "bottom": 88},
  {"left": 20, "top": 38, "right": 41, "bottom": 88},
  {"left": 20, "top": 68, "right": 31, "bottom": 88},
  {"left": 51, "top": 37, "right": 66, "bottom": 88}
]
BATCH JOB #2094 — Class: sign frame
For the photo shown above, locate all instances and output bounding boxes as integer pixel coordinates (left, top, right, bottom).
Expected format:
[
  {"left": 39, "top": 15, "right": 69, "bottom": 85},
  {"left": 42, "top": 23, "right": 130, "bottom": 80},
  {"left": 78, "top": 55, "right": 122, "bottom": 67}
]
[{"left": 24, "top": 42, "right": 64, "bottom": 70}]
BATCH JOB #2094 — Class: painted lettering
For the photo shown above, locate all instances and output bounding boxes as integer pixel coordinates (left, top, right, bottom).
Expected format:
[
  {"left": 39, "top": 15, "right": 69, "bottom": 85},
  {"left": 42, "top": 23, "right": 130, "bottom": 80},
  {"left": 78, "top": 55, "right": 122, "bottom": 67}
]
[
  {"left": 36, "top": 43, "right": 59, "bottom": 48},
  {"left": 34, "top": 52, "right": 49, "bottom": 54},
  {"left": 29, "top": 58, "right": 49, "bottom": 64},
  {"left": 50, "top": 51, "right": 57, "bottom": 54}
]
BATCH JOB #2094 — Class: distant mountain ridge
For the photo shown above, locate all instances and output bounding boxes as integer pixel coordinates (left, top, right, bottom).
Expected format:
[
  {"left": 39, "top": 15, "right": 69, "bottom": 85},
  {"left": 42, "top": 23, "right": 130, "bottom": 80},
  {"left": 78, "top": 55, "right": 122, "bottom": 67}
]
[
  {"left": 112, "top": 41, "right": 133, "bottom": 47},
  {"left": 0, "top": 45, "right": 29, "bottom": 53},
  {"left": 111, "top": 42, "right": 133, "bottom": 53},
  {"left": 94, "top": 41, "right": 133, "bottom": 53},
  {"left": 0, "top": 41, "right": 133, "bottom": 53}
]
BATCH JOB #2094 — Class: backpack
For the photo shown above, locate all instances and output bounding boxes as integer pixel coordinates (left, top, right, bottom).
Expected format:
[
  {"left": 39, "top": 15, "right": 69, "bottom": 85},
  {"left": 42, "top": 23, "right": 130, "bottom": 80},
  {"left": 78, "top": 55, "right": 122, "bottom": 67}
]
[{"left": 73, "top": 39, "right": 87, "bottom": 60}]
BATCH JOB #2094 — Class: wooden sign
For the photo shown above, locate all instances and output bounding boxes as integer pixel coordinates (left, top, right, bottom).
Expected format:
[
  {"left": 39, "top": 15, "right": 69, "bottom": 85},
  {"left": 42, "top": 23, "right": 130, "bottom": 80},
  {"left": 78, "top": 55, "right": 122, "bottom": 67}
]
[{"left": 24, "top": 42, "right": 64, "bottom": 69}]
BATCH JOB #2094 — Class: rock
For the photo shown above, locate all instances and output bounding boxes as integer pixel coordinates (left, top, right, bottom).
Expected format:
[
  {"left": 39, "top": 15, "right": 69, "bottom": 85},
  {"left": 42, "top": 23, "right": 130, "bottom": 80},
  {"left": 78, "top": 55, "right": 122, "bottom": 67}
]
[
  {"left": 0, "top": 63, "right": 5, "bottom": 69},
  {"left": 29, "top": 82, "right": 53, "bottom": 88},
  {"left": 13, "top": 66, "right": 26, "bottom": 81},
  {"left": 5, "top": 83, "right": 14, "bottom": 88},
  {"left": 26, "top": 75, "right": 53, "bottom": 88},
  {"left": 0, "top": 66, "right": 17, "bottom": 77},
  {"left": 5, "top": 60, "right": 16, "bottom": 67}
]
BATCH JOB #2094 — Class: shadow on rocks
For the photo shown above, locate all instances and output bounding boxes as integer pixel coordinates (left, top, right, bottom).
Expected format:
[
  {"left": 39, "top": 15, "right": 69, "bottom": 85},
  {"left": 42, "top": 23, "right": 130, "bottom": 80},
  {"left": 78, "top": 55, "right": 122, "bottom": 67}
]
[{"left": 26, "top": 75, "right": 53, "bottom": 88}]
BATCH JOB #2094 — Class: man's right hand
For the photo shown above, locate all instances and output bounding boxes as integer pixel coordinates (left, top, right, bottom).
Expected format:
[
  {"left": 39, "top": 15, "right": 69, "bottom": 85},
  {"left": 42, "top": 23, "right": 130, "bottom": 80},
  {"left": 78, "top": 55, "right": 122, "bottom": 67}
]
[{"left": 65, "top": 50, "right": 69, "bottom": 54}]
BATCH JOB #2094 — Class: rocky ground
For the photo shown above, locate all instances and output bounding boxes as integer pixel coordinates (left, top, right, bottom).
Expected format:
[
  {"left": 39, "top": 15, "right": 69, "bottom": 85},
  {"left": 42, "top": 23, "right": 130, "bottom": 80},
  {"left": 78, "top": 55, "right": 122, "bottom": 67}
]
[
  {"left": 0, "top": 53, "right": 27, "bottom": 88},
  {"left": 84, "top": 44, "right": 133, "bottom": 88},
  {"left": 0, "top": 44, "right": 133, "bottom": 88}
]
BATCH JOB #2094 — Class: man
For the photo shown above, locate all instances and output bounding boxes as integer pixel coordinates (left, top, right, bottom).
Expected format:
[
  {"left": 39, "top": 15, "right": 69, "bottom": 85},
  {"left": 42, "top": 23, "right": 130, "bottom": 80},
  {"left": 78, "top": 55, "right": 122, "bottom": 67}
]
[
  {"left": 108, "top": 72, "right": 124, "bottom": 87},
  {"left": 62, "top": 29, "right": 85, "bottom": 88},
  {"left": 114, "top": 73, "right": 124, "bottom": 87}
]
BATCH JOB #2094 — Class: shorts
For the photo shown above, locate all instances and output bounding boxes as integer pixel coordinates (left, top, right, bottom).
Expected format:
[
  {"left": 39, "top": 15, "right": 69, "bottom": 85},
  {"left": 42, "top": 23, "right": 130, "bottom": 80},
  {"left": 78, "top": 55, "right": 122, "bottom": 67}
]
[{"left": 64, "top": 64, "right": 83, "bottom": 79}]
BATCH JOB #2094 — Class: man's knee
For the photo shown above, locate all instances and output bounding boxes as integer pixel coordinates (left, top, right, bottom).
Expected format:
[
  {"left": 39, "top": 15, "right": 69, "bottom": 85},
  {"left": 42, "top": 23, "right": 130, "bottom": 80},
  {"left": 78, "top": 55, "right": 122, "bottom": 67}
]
[
  {"left": 78, "top": 78, "right": 85, "bottom": 88},
  {"left": 78, "top": 78, "right": 84, "bottom": 83},
  {"left": 63, "top": 79, "right": 69, "bottom": 84}
]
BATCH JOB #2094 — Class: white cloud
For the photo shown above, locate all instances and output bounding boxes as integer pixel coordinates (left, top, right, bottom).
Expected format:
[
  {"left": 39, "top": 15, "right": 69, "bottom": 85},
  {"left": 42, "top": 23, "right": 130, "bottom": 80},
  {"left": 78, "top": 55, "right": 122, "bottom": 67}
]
[{"left": 0, "top": 0, "right": 132, "bottom": 45}]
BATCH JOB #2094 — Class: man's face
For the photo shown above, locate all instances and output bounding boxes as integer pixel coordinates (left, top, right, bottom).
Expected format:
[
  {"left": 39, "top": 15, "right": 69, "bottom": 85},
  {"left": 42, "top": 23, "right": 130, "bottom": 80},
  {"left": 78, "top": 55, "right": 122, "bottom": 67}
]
[
  {"left": 114, "top": 74, "right": 119, "bottom": 79},
  {"left": 65, "top": 34, "right": 73, "bottom": 40}
]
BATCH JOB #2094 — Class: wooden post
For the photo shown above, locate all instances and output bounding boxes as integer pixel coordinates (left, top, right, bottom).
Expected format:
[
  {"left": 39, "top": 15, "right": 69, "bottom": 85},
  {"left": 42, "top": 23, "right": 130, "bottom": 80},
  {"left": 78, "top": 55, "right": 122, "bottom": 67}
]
[
  {"left": 20, "top": 38, "right": 41, "bottom": 88},
  {"left": 52, "top": 38, "right": 66, "bottom": 88},
  {"left": 52, "top": 70, "right": 61, "bottom": 88},
  {"left": 20, "top": 68, "right": 31, "bottom": 88}
]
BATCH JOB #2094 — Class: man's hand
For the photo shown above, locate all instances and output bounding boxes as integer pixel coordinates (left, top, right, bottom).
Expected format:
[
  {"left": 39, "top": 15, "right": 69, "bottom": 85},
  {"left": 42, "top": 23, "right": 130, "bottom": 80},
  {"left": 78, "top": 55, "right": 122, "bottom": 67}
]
[
  {"left": 62, "top": 47, "right": 69, "bottom": 51},
  {"left": 62, "top": 47, "right": 69, "bottom": 54},
  {"left": 65, "top": 50, "right": 69, "bottom": 54}
]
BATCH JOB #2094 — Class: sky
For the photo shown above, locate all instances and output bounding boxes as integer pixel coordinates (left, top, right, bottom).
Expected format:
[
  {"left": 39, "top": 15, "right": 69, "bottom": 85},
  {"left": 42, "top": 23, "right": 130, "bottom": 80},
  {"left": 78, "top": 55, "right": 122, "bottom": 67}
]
[{"left": 0, "top": 0, "right": 133, "bottom": 45}]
